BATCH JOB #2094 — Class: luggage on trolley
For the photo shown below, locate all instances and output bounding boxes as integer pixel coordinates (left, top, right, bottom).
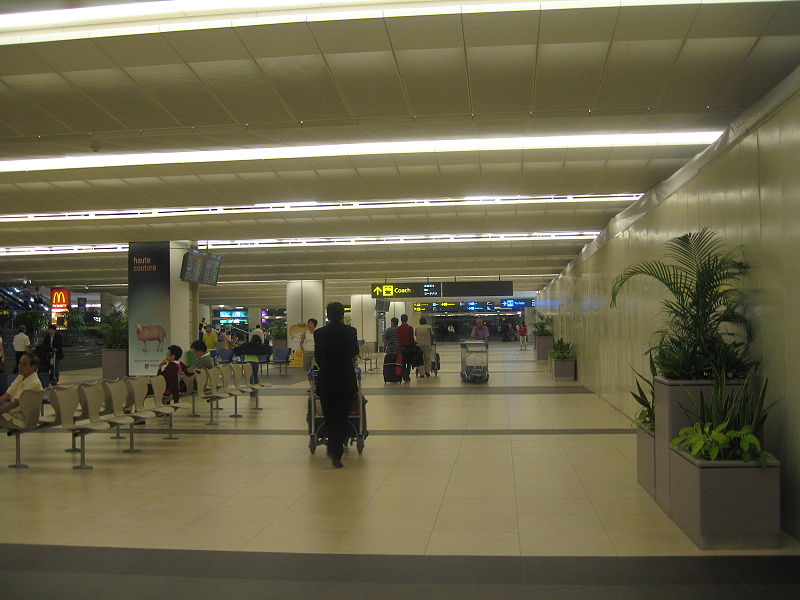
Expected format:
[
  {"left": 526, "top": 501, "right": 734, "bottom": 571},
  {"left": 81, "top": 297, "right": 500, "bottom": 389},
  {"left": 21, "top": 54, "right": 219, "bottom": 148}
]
[
  {"left": 460, "top": 341, "right": 489, "bottom": 383},
  {"left": 307, "top": 367, "right": 368, "bottom": 454}
]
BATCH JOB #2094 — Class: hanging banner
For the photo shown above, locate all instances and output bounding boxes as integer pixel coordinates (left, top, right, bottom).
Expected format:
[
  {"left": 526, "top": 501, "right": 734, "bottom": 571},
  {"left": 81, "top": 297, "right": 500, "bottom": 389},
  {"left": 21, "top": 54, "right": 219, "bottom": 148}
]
[{"left": 128, "top": 241, "right": 171, "bottom": 376}]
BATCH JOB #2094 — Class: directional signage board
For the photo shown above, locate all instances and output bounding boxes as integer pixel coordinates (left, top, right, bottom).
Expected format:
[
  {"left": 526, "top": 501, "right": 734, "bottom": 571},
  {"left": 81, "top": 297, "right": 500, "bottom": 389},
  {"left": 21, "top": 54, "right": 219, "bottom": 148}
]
[{"left": 371, "top": 282, "right": 441, "bottom": 298}]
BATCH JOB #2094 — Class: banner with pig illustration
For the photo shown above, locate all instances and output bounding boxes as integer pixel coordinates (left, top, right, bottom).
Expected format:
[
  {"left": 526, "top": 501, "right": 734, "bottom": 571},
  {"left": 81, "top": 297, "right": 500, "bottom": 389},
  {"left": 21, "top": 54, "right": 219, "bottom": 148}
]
[{"left": 128, "top": 241, "right": 171, "bottom": 376}]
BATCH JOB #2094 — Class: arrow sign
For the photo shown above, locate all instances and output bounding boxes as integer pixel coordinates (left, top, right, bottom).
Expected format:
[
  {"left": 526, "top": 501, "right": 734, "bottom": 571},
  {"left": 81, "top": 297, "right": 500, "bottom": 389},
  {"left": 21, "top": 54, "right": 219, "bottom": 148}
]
[{"left": 373, "top": 286, "right": 383, "bottom": 296}]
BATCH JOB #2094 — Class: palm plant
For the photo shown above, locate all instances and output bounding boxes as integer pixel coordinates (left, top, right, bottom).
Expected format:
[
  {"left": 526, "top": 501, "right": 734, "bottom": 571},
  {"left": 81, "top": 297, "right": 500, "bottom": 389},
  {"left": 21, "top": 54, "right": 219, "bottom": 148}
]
[
  {"left": 98, "top": 306, "right": 129, "bottom": 349},
  {"left": 630, "top": 352, "right": 657, "bottom": 431},
  {"left": 531, "top": 312, "right": 553, "bottom": 337},
  {"left": 548, "top": 338, "right": 575, "bottom": 360},
  {"left": 610, "top": 228, "right": 753, "bottom": 380}
]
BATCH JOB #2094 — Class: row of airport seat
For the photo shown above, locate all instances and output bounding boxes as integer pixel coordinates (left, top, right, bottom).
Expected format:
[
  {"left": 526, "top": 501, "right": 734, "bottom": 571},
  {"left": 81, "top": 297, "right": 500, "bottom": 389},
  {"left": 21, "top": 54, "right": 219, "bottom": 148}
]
[
  {"left": 1, "top": 363, "right": 271, "bottom": 470},
  {"left": 214, "top": 347, "right": 292, "bottom": 375}
]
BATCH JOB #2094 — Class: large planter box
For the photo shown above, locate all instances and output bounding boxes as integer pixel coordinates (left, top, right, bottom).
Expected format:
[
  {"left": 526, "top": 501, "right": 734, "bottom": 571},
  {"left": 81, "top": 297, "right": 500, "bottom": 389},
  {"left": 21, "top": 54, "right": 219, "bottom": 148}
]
[
  {"left": 548, "top": 357, "right": 576, "bottom": 381},
  {"left": 273, "top": 339, "right": 287, "bottom": 349},
  {"left": 668, "top": 448, "right": 780, "bottom": 549},
  {"left": 102, "top": 348, "right": 128, "bottom": 380},
  {"left": 653, "top": 377, "right": 741, "bottom": 512},
  {"left": 636, "top": 425, "right": 656, "bottom": 498},
  {"left": 533, "top": 336, "right": 553, "bottom": 361}
]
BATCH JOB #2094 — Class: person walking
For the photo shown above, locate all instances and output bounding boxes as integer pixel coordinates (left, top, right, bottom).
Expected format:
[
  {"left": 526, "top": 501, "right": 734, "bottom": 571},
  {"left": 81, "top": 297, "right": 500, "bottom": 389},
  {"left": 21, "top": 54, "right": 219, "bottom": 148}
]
[
  {"left": 12, "top": 326, "right": 31, "bottom": 374},
  {"left": 518, "top": 322, "right": 528, "bottom": 350},
  {"left": 415, "top": 317, "right": 433, "bottom": 377},
  {"left": 396, "top": 314, "right": 414, "bottom": 382},
  {"left": 314, "top": 302, "right": 359, "bottom": 468},
  {"left": 382, "top": 317, "right": 399, "bottom": 354},
  {"left": 38, "top": 325, "right": 64, "bottom": 383},
  {"left": 470, "top": 318, "right": 490, "bottom": 341}
]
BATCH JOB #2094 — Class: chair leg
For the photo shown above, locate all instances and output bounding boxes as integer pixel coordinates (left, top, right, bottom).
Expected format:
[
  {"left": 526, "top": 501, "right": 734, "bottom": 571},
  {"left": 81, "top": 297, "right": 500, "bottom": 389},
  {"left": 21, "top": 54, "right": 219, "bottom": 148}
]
[
  {"left": 252, "top": 391, "right": 263, "bottom": 410},
  {"left": 206, "top": 401, "right": 218, "bottom": 426},
  {"left": 8, "top": 434, "right": 27, "bottom": 469},
  {"left": 123, "top": 423, "right": 141, "bottom": 453},
  {"left": 189, "top": 394, "right": 201, "bottom": 417},
  {"left": 65, "top": 434, "right": 80, "bottom": 453},
  {"left": 230, "top": 394, "right": 242, "bottom": 418},
  {"left": 111, "top": 424, "right": 125, "bottom": 439},
  {"left": 163, "top": 412, "right": 178, "bottom": 440},
  {"left": 73, "top": 433, "right": 93, "bottom": 470}
]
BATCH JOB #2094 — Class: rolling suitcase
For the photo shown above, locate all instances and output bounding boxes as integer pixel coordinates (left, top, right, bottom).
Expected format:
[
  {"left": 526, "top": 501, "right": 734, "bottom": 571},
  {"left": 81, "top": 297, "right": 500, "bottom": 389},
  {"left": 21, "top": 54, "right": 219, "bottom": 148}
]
[
  {"left": 432, "top": 352, "right": 440, "bottom": 375},
  {"left": 383, "top": 353, "right": 403, "bottom": 382}
]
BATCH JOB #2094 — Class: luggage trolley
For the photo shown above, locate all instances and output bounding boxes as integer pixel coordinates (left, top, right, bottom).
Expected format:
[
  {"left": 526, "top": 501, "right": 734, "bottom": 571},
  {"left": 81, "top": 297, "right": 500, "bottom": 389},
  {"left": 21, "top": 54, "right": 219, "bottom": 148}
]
[
  {"left": 460, "top": 341, "right": 489, "bottom": 383},
  {"left": 307, "top": 367, "right": 368, "bottom": 454}
]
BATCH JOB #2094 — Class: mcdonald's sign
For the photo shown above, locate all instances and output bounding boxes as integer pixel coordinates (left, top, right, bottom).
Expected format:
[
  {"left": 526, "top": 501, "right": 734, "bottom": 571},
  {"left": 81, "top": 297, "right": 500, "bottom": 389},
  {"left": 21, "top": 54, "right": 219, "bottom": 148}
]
[{"left": 51, "top": 288, "right": 70, "bottom": 311}]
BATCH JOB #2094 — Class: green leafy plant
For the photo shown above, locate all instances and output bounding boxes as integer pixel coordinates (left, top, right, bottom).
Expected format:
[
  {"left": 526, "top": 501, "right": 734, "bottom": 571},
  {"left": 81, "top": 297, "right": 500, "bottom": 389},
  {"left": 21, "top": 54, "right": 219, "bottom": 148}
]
[
  {"left": 610, "top": 228, "right": 754, "bottom": 380},
  {"left": 531, "top": 312, "right": 553, "bottom": 337},
  {"left": 64, "top": 307, "right": 88, "bottom": 342},
  {"left": 17, "top": 310, "right": 50, "bottom": 340},
  {"left": 270, "top": 319, "right": 287, "bottom": 340},
  {"left": 548, "top": 338, "right": 574, "bottom": 360},
  {"left": 98, "top": 306, "right": 129, "bottom": 350},
  {"left": 671, "top": 366, "right": 777, "bottom": 465},
  {"left": 630, "top": 353, "right": 657, "bottom": 431}
]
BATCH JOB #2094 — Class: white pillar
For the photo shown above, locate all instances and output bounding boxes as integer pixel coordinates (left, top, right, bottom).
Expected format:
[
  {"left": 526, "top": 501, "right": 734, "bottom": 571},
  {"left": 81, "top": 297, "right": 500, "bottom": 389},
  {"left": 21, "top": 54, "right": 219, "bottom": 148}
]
[
  {"left": 248, "top": 306, "right": 262, "bottom": 330},
  {"left": 350, "top": 294, "right": 377, "bottom": 343},
  {"left": 286, "top": 280, "right": 324, "bottom": 352},
  {"left": 169, "top": 241, "right": 192, "bottom": 353},
  {"left": 388, "top": 301, "right": 406, "bottom": 322}
]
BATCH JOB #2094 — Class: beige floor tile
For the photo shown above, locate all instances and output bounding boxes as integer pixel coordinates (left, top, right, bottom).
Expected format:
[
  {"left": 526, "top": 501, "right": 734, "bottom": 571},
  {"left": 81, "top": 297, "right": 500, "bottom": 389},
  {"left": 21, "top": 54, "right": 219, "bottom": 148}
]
[
  {"left": 426, "top": 532, "right": 520, "bottom": 556},
  {"left": 515, "top": 496, "right": 597, "bottom": 516},
  {"left": 519, "top": 532, "right": 618, "bottom": 556},
  {"left": 608, "top": 530, "right": 704, "bottom": 556},
  {"left": 518, "top": 513, "right": 607, "bottom": 535},
  {"left": 433, "top": 512, "right": 519, "bottom": 534},
  {"left": 242, "top": 527, "right": 344, "bottom": 553},
  {"left": 334, "top": 530, "right": 431, "bottom": 555}
]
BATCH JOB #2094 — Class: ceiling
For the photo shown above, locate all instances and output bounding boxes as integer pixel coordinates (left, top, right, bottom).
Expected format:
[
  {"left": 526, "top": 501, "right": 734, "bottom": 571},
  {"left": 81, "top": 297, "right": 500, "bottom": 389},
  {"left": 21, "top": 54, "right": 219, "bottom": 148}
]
[{"left": 1, "top": 1, "right": 799, "bottom": 306}]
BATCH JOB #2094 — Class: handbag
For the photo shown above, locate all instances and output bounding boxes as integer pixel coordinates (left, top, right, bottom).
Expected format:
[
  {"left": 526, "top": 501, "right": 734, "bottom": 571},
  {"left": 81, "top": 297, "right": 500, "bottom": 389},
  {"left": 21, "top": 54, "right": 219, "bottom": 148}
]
[{"left": 403, "top": 343, "right": 424, "bottom": 367}]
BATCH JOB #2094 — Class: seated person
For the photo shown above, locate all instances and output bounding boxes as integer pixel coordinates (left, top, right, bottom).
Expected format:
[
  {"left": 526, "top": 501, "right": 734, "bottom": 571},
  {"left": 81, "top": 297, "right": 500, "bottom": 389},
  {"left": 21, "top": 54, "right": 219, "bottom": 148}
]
[
  {"left": 157, "top": 345, "right": 184, "bottom": 404},
  {"left": 184, "top": 340, "right": 213, "bottom": 375},
  {"left": 0, "top": 352, "right": 44, "bottom": 423}
]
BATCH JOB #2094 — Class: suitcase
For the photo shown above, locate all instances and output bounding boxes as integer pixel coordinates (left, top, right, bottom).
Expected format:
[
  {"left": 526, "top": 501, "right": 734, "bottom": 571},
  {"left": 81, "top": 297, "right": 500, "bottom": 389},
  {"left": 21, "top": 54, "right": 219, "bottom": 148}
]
[
  {"left": 432, "top": 352, "right": 440, "bottom": 374},
  {"left": 383, "top": 353, "right": 403, "bottom": 382}
]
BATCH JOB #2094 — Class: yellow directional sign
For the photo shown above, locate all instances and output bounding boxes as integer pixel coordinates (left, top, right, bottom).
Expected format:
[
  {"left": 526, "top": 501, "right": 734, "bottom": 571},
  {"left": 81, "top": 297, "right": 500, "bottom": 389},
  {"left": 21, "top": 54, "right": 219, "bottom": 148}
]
[{"left": 371, "top": 282, "right": 442, "bottom": 298}]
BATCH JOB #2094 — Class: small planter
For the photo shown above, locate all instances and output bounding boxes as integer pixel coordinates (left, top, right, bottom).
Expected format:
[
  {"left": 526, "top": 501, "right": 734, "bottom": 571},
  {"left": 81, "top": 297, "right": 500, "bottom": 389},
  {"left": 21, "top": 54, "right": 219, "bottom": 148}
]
[
  {"left": 272, "top": 339, "right": 288, "bottom": 349},
  {"left": 549, "top": 357, "right": 576, "bottom": 381},
  {"left": 533, "top": 336, "right": 553, "bottom": 361},
  {"left": 636, "top": 425, "right": 656, "bottom": 498},
  {"left": 668, "top": 448, "right": 780, "bottom": 549},
  {"left": 653, "top": 378, "right": 741, "bottom": 512},
  {"left": 102, "top": 348, "right": 128, "bottom": 380}
]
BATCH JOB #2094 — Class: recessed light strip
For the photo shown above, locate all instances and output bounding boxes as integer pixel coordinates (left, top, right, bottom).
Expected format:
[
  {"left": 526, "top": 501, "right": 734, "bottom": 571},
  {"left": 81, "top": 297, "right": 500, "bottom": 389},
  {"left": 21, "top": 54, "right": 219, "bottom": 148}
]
[
  {"left": 0, "top": 132, "right": 721, "bottom": 174},
  {"left": 0, "top": 231, "right": 598, "bottom": 256},
  {"left": 0, "top": 194, "right": 641, "bottom": 223},
  {"left": 0, "top": 1, "right": 785, "bottom": 46}
]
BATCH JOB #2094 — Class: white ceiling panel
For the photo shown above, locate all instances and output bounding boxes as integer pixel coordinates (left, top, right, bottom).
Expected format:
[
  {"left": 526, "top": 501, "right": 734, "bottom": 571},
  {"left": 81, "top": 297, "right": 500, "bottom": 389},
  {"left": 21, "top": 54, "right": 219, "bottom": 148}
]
[
  {"left": 467, "top": 45, "right": 536, "bottom": 114},
  {"left": 534, "top": 42, "right": 609, "bottom": 112},
  {"left": 395, "top": 48, "right": 470, "bottom": 116}
]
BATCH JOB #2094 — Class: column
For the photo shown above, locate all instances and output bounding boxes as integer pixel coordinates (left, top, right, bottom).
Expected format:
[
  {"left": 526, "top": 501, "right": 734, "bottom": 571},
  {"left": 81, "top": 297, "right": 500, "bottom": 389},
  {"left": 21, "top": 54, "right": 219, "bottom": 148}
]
[
  {"left": 248, "top": 306, "right": 262, "bottom": 331},
  {"left": 350, "top": 294, "right": 377, "bottom": 343},
  {"left": 127, "top": 240, "right": 192, "bottom": 376},
  {"left": 286, "top": 280, "right": 325, "bottom": 356},
  {"left": 387, "top": 301, "right": 406, "bottom": 322}
]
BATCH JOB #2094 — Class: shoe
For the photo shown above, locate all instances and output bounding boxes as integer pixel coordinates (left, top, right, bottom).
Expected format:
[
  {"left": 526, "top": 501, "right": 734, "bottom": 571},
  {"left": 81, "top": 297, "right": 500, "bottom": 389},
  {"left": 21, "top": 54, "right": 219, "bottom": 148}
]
[
  {"left": 403, "top": 377, "right": 411, "bottom": 382},
  {"left": 330, "top": 455, "right": 343, "bottom": 468}
]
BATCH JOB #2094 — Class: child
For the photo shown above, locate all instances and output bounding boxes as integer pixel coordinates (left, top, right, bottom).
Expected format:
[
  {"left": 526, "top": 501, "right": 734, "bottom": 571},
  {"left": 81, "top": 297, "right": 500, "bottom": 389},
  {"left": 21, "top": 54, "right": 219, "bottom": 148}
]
[{"left": 157, "top": 345, "right": 185, "bottom": 404}]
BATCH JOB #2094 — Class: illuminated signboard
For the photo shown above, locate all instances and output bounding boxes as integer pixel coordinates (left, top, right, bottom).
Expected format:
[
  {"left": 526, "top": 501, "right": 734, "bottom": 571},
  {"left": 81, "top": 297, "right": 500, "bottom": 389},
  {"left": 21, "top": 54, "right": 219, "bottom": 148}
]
[
  {"left": 371, "top": 281, "right": 513, "bottom": 298},
  {"left": 499, "top": 299, "right": 536, "bottom": 309},
  {"left": 50, "top": 288, "right": 71, "bottom": 312},
  {"left": 371, "top": 282, "right": 441, "bottom": 298},
  {"left": 413, "top": 299, "right": 533, "bottom": 312}
]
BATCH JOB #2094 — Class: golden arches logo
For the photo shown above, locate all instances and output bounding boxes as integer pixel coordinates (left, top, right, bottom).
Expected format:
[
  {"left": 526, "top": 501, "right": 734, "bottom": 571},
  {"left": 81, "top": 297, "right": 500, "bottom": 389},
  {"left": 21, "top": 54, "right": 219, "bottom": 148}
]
[{"left": 51, "top": 290, "right": 68, "bottom": 305}]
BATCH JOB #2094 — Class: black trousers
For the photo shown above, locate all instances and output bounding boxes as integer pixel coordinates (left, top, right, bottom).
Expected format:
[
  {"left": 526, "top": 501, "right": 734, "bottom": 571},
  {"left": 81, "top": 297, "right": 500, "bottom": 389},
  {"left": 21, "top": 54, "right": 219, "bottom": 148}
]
[{"left": 320, "top": 392, "right": 351, "bottom": 459}]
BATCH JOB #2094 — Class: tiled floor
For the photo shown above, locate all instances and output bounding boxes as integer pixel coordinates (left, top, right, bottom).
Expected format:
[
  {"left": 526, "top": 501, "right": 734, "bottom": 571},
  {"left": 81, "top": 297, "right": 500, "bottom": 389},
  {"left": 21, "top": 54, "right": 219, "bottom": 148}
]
[{"left": 2, "top": 343, "right": 798, "bottom": 559}]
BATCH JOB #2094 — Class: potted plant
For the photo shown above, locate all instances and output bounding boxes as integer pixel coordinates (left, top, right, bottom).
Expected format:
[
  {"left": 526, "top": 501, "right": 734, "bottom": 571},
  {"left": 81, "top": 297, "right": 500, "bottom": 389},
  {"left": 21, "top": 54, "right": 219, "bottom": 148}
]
[
  {"left": 631, "top": 354, "right": 656, "bottom": 497},
  {"left": 668, "top": 367, "right": 779, "bottom": 548},
  {"left": 531, "top": 311, "right": 554, "bottom": 361},
  {"left": 99, "top": 306, "right": 129, "bottom": 380},
  {"left": 610, "top": 228, "right": 754, "bottom": 511},
  {"left": 270, "top": 319, "right": 288, "bottom": 349},
  {"left": 548, "top": 338, "right": 575, "bottom": 381}
]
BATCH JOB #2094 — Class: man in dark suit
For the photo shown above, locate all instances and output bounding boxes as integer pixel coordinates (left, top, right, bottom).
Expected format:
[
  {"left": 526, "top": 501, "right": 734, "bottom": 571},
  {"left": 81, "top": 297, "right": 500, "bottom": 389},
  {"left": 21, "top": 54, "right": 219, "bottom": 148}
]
[
  {"left": 38, "top": 325, "right": 64, "bottom": 383},
  {"left": 314, "top": 302, "right": 359, "bottom": 468}
]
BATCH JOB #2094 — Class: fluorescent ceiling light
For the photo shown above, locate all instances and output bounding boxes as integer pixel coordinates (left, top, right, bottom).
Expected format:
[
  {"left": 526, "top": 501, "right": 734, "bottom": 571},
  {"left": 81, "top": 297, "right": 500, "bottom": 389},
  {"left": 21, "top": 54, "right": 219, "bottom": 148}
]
[
  {"left": 0, "top": 1, "right": 784, "bottom": 46},
  {"left": 0, "top": 133, "right": 720, "bottom": 174},
  {"left": 0, "top": 231, "right": 597, "bottom": 256},
  {"left": 0, "top": 194, "right": 640, "bottom": 223}
]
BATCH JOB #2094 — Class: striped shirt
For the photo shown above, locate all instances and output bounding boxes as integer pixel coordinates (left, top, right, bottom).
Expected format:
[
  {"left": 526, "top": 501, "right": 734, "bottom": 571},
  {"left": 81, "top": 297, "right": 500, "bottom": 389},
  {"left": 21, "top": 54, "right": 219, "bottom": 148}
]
[{"left": 383, "top": 326, "right": 399, "bottom": 354}]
